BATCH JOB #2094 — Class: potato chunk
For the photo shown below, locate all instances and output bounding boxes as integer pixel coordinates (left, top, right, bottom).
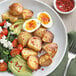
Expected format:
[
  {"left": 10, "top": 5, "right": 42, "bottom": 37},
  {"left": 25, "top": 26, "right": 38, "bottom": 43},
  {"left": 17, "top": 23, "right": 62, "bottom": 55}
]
[
  {"left": 27, "top": 56, "right": 39, "bottom": 70},
  {"left": 33, "top": 27, "right": 46, "bottom": 38},
  {"left": 9, "top": 3, "right": 23, "bottom": 16},
  {"left": 22, "top": 9, "right": 33, "bottom": 20},
  {"left": 2, "top": 12, "right": 18, "bottom": 23},
  {"left": 28, "top": 36, "right": 42, "bottom": 51},
  {"left": 39, "top": 53, "right": 52, "bottom": 66},
  {"left": 21, "top": 48, "right": 38, "bottom": 60},
  {"left": 42, "top": 31, "right": 54, "bottom": 43},
  {"left": 43, "top": 43, "right": 58, "bottom": 58},
  {"left": 18, "top": 32, "right": 32, "bottom": 47}
]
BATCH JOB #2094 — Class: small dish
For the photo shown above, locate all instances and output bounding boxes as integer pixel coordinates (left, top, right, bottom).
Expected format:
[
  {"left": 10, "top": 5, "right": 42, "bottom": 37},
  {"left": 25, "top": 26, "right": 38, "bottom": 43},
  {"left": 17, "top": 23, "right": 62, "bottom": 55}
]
[{"left": 53, "top": 0, "right": 76, "bottom": 14}]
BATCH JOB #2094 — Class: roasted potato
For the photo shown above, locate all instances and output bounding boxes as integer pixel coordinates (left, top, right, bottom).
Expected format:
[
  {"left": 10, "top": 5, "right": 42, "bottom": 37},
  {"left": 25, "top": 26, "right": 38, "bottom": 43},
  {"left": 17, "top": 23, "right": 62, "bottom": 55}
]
[
  {"left": 33, "top": 27, "right": 47, "bottom": 38},
  {"left": 27, "top": 56, "right": 39, "bottom": 70},
  {"left": 9, "top": 3, "right": 23, "bottom": 16},
  {"left": 28, "top": 36, "right": 42, "bottom": 51},
  {"left": 18, "top": 32, "right": 32, "bottom": 47},
  {"left": 42, "top": 31, "right": 54, "bottom": 43},
  {"left": 39, "top": 53, "right": 52, "bottom": 66},
  {"left": 21, "top": 48, "right": 38, "bottom": 60},
  {"left": 22, "top": 9, "right": 33, "bottom": 20},
  {"left": 2, "top": 12, "right": 18, "bottom": 23},
  {"left": 43, "top": 43, "right": 58, "bottom": 58}
]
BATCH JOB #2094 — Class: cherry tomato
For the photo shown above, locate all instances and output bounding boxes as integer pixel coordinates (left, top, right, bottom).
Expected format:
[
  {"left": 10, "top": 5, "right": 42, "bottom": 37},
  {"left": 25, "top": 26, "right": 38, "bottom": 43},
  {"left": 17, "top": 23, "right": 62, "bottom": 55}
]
[
  {"left": 1, "top": 28, "right": 8, "bottom": 36},
  {"left": 12, "top": 39, "right": 18, "bottom": 48},
  {"left": 0, "top": 62, "right": 7, "bottom": 71},
  {"left": 0, "top": 20, "right": 6, "bottom": 26},
  {"left": 10, "top": 48, "right": 20, "bottom": 57},
  {"left": 0, "top": 34, "right": 4, "bottom": 39},
  {"left": 18, "top": 44, "right": 23, "bottom": 52}
]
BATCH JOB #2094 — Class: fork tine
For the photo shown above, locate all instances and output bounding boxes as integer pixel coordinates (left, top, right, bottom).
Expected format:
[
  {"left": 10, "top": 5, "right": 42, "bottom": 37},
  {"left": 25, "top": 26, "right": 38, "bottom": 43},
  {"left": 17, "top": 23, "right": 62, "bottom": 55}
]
[
  {"left": 70, "top": 41, "right": 76, "bottom": 52},
  {"left": 69, "top": 40, "right": 74, "bottom": 50},
  {"left": 69, "top": 40, "right": 73, "bottom": 48}
]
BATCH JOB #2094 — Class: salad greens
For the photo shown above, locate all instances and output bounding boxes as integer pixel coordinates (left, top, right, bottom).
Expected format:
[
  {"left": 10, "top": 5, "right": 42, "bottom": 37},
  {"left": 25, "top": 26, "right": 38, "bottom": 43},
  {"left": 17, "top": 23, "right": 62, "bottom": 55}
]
[
  {"left": 0, "top": 28, "right": 17, "bottom": 62},
  {"left": 0, "top": 27, "right": 17, "bottom": 72}
]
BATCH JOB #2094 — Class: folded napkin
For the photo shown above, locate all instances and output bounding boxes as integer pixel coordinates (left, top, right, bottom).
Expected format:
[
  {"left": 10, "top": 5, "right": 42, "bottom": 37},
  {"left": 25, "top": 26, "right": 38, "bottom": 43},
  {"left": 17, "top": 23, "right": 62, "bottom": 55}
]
[
  {"left": 48, "top": 31, "right": 76, "bottom": 76},
  {"left": 66, "top": 57, "right": 76, "bottom": 76}
]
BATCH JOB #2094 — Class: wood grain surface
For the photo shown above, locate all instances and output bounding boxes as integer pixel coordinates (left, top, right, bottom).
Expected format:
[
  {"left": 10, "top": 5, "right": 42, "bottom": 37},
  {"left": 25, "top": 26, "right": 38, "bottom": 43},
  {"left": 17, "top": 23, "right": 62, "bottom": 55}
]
[{"left": 0, "top": 0, "right": 76, "bottom": 32}]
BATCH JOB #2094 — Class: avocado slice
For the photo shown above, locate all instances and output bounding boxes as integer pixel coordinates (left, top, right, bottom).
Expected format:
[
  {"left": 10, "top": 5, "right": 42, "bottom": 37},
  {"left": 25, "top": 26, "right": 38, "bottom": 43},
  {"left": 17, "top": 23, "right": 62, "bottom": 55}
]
[
  {"left": 8, "top": 55, "right": 32, "bottom": 76},
  {"left": 10, "top": 20, "right": 24, "bottom": 35}
]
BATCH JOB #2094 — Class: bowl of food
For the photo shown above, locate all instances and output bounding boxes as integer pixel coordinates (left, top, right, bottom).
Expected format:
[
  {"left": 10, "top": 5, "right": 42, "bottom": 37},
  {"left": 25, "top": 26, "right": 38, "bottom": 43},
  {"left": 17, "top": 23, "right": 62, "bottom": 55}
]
[
  {"left": 0, "top": 0, "right": 67, "bottom": 76},
  {"left": 53, "top": 0, "right": 76, "bottom": 14}
]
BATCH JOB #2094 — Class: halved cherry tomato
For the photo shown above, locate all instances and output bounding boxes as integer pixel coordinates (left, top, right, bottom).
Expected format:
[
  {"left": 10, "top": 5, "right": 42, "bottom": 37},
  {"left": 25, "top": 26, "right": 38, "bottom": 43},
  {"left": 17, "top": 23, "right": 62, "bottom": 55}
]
[
  {"left": 0, "top": 20, "right": 6, "bottom": 26},
  {"left": 12, "top": 39, "right": 18, "bottom": 48},
  {"left": 1, "top": 28, "right": 8, "bottom": 36},
  {"left": 18, "top": 44, "right": 23, "bottom": 52},
  {"left": 0, "top": 62, "right": 7, "bottom": 71},
  {"left": 10, "top": 48, "right": 20, "bottom": 57},
  {"left": 0, "top": 34, "right": 4, "bottom": 39}
]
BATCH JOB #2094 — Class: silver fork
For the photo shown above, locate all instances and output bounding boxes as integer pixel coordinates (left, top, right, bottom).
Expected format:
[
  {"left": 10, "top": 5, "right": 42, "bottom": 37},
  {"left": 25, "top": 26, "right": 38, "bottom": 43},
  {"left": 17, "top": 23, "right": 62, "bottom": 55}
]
[{"left": 64, "top": 40, "right": 76, "bottom": 76}]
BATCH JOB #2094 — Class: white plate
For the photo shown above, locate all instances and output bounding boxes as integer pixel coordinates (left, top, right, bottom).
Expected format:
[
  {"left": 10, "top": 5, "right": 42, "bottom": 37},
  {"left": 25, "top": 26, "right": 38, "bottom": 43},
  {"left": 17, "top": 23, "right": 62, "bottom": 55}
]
[{"left": 0, "top": 0, "right": 67, "bottom": 76}]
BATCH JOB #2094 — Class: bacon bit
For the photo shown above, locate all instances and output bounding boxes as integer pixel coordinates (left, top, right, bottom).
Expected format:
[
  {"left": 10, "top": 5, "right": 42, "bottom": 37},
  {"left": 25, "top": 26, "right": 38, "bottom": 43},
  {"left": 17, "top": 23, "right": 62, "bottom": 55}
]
[
  {"left": 21, "top": 29, "right": 23, "bottom": 31},
  {"left": 34, "top": 61, "right": 38, "bottom": 64},
  {"left": 41, "top": 68, "right": 44, "bottom": 71},
  {"left": 38, "top": 66, "right": 41, "bottom": 69},
  {"left": 19, "top": 66, "right": 22, "bottom": 70},
  {"left": 15, "top": 61, "right": 18, "bottom": 66},
  {"left": 33, "top": 37, "right": 37, "bottom": 39},
  {"left": 18, "top": 71, "right": 20, "bottom": 72},
  {"left": 10, "top": 61, "right": 12, "bottom": 63},
  {"left": 23, "top": 38, "right": 24, "bottom": 40},
  {"left": 39, "top": 51, "right": 42, "bottom": 53},
  {"left": 35, "top": 69, "right": 37, "bottom": 71},
  {"left": 15, "top": 61, "right": 22, "bottom": 70},
  {"left": 14, "top": 25, "right": 18, "bottom": 28},
  {"left": 11, "top": 72, "right": 13, "bottom": 74},
  {"left": 31, "top": 41, "right": 34, "bottom": 45}
]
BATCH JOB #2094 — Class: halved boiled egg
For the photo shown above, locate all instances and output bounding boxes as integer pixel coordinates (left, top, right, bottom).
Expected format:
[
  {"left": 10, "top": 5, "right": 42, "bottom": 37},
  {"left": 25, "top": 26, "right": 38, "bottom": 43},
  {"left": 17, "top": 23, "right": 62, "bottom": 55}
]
[
  {"left": 23, "top": 19, "right": 40, "bottom": 32},
  {"left": 37, "top": 12, "right": 53, "bottom": 28}
]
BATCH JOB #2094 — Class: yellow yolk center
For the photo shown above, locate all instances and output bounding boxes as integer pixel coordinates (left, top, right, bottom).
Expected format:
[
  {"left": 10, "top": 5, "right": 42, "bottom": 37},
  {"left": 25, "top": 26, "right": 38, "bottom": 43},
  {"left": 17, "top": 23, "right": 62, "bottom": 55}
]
[
  {"left": 25, "top": 20, "right": 37, "bottom": 30},
  {"left": 38, "top": 13, "right": 50, "bottom": 25}
]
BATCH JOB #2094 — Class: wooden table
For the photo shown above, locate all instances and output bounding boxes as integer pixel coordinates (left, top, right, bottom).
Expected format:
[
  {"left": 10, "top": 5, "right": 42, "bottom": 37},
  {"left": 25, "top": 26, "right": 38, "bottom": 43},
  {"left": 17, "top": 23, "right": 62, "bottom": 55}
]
[
  {"left": 40, "top": 0, "right": 76, "bottom": 32},
  {"left": 0, "top": 0, "right": 76, "bottom": 32}
]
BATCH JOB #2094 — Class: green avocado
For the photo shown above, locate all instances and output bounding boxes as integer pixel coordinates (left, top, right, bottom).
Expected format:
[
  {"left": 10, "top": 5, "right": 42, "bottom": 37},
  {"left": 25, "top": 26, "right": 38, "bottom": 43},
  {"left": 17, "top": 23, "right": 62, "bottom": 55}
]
[
  {"left": 10, "top": 20, "right": 24, "bottom": 35},
  {"left": 8, "top": 55, "right": 32, "bottom": 76}
]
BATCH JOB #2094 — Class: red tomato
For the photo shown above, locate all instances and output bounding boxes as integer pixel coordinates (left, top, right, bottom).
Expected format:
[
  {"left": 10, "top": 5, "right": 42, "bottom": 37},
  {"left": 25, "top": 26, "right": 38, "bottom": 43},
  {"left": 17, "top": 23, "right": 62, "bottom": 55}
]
[
  {"left": 0, "top": 62, "right": 7, "bottom": 71},
  {"left": 18, "top": 44, "right": 23, "bottom": 52},
  {"left": 0, "top": 20, "right": 6, "bottom": 26},
  {"left": 0, "top": 34, "right": 4, "bottom": 39},
  {"left": 12, "top": 39, "right": 18, "bottom": 48},
  {"left": 1, "top": 28, "right": 8, "bottom": 36},
  {"left": 10, "top": 48, "right": 20, "bottom": 57}
]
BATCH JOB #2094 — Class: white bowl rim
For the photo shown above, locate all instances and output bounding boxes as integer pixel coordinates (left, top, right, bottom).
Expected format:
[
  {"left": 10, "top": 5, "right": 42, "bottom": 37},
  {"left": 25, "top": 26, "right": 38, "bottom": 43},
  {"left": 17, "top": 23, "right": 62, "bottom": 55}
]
[
  {"left": 53, "top": 0, "right": 76, "bottom": 14},
  {"left": 0, "top": 0, "right": 68, "bottom": 75}
]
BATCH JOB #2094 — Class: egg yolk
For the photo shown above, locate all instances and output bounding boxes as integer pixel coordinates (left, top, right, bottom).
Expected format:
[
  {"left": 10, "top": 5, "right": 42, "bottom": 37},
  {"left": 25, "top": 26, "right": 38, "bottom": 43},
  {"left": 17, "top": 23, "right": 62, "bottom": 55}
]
[
  {"left": 25, "top": 20, "right": 37, "bottom": 30},
  {"left": 38, "top": 13, "right": 50, "bottom": 25}
]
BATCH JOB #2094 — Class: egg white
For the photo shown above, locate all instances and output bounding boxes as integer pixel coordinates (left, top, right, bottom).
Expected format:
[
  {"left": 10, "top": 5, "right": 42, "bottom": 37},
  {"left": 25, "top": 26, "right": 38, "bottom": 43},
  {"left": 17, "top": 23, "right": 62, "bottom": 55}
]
[
  {"left": 23, "top": 19, "right": 41, "bottom": 32},
  {"left": 37, "top": 12, "right": 53, "bottom": 28}
]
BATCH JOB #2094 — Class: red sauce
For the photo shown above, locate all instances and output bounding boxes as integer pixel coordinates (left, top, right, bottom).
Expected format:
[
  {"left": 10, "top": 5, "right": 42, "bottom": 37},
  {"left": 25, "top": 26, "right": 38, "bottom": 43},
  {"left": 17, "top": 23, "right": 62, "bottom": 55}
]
[{"left": 56, "top": 0, "right": 74, "bottom": 12}]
